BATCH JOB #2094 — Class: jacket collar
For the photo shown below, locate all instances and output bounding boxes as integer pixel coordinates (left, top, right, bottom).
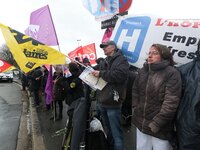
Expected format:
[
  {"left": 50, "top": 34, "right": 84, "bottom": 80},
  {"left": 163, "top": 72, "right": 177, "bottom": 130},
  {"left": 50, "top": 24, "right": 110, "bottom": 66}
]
[{"left": 144, "top": 60, "right": 170, "bottom": 71}]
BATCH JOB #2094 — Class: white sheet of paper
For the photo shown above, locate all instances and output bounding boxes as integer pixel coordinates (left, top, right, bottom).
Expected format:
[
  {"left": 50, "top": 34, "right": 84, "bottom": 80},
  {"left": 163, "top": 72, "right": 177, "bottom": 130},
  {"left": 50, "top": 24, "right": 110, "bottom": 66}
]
[{"left": 79, "top": 68, "right": 107, "bottom": 90}]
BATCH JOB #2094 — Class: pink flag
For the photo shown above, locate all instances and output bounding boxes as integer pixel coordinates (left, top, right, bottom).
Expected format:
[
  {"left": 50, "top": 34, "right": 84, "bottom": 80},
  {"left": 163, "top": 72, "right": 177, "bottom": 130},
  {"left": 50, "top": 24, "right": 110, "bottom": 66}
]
[
  {"left": 102, "top": 27, "right": 113, "bottom": 43},
  {"left": 25, "top": 5, "right": 59, "bottom": 46},
  {"left": 45, "top": 65, "right": 54, "bottom": 105}
]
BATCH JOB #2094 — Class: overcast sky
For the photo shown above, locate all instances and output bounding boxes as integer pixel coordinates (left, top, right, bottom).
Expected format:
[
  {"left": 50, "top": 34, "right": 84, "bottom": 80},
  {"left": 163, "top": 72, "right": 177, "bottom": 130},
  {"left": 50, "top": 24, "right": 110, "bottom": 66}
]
[{"left": 0, "top": 0, "right": 199, "bottom": 58}]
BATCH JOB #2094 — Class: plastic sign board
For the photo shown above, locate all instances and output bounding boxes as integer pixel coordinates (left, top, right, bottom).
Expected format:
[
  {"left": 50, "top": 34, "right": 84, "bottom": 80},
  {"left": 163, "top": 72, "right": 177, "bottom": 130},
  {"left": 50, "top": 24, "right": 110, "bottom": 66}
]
[
  {"left": 111, "top": 14, "right": 200, "bottom": 68},
  {"left": 82, "top": 0, "right": 119, "bottom": 21},
  {"left": 101, "top": 11, "right": 128, "bottom": 29}
]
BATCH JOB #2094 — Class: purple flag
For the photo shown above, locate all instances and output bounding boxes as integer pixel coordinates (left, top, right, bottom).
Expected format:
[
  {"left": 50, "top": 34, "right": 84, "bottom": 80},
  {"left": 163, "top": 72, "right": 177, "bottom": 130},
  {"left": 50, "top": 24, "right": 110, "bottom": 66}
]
[
  {"left": 45, "top": 65, "right": 54, "bottom": 105},
  {"left": 25, "top": 5, "right": 59, "bottom": 46}
]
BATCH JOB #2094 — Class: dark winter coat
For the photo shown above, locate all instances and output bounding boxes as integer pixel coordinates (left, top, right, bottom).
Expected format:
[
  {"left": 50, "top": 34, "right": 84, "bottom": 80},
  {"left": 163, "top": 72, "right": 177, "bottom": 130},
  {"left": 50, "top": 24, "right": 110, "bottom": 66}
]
[
  {"left": 27, "top": 68, "right": 43, "bottom": 91},
  {"left": 176, "top": 55, "right": 200, "bottom": 150},
  {"left": 121, "top": 69, "right": 137, "bottom": 126},
  {"left": 132, "top": 60, "right": 182, "bottom": 140},
  {"left": 65, "top": 72, "right": 84, "bottom": 105},
  {"left": 96, "top": 50, "right": 129, "bottom": 107},
  {"left": 42, "top": 69, "right": 48, "bottom": 92},
  {"left": 53, "top": 75, "right": 67, "bottom": 101}
]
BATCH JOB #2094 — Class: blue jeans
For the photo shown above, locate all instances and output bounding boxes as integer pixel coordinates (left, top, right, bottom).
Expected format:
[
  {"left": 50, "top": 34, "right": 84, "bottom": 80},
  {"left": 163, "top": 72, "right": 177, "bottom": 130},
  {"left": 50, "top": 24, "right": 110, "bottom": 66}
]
[{"left": 99, "top": 106, "right": 124, "bottom": 150}]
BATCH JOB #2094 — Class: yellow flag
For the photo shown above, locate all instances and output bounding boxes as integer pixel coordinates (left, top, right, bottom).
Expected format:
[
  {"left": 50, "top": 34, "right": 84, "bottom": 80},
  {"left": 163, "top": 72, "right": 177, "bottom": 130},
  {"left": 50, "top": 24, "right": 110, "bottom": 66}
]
[
  {"left": 3, "top": 66, "right": 16, "bottom": 72},
  {"left": 0, "top": 23, "right": 66, "bottom": 73}
]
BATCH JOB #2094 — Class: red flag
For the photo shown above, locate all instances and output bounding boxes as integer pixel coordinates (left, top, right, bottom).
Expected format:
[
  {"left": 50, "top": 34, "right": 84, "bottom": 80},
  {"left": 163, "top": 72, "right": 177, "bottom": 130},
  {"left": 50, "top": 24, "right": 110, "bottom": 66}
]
[
  {"left": 25, "top": 5, "right": 59, "bottom": 46},
  {"left": 0, "top": 59, "right": 12, "bottom": 73},
  {"left": 68, "top": 43, "right": 97, "bottom": 65},
  {"left": 68, "top": 46, "right": 83, "bottom": 60},
  {"left": 82, "top": 43, "right": 97, "bottom": 65}
]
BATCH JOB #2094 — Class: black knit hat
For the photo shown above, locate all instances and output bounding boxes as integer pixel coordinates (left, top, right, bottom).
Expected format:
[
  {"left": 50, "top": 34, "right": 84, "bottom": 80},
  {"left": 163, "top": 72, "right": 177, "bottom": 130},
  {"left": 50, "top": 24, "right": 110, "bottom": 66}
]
[
  {"left": 69, "top": 62, "right": 79, "bottom": 73},
  {"left": 83, "top": 57, "right": 90, "bottom": 63}
]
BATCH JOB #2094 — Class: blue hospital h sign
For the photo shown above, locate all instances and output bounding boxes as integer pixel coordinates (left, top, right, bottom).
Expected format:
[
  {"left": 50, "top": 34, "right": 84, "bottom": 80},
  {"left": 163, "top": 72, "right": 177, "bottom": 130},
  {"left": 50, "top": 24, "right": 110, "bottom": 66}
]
[{"left": 113, "top": 16, "right": 151, "bottom": 63}]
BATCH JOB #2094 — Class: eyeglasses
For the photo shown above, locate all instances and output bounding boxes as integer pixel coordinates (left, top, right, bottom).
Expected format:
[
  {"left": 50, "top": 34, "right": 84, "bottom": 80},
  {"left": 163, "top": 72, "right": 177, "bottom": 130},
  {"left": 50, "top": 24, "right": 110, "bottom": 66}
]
[{"left": 148, "top": 51, "right": 160, "bottom": 56}]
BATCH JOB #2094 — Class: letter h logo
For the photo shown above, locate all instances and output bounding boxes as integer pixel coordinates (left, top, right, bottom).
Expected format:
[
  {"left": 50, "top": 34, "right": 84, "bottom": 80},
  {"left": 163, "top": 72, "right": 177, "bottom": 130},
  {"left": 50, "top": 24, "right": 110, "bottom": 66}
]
[{"left": 113, "top": 16, "right": 151, "bottom": 63}]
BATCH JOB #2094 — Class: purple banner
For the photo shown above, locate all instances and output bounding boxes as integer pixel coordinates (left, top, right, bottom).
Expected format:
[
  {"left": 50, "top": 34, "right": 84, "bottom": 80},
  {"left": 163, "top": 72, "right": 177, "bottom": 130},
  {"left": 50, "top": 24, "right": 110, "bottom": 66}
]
[
  {"left": 25, "top": 5, "right": 59, "bottom": 46},
  {"left": 45, "top": 65, "right": 54, "bottom": 104}
]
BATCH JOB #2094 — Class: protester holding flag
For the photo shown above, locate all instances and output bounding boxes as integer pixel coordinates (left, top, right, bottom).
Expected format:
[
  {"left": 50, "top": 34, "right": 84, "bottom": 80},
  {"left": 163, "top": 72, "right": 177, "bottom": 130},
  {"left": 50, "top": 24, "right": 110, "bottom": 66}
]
[
  {"left": 51, "top": 70, "right": 67, "bottom": 121},
  {"left": 92, "top": 40, "right": 129, "bottom": 150},
  {"left": 21, "top": 73, "right": 28, "bottom": 91},
  {"left": 132, "top": 44, "right": 182, "bottom": 150},
  {"left": 27, "top": 67, "right": 44, "bottom": 107},
  {"left": 42, "top": 65, "right": 51, "bottom": 110}
]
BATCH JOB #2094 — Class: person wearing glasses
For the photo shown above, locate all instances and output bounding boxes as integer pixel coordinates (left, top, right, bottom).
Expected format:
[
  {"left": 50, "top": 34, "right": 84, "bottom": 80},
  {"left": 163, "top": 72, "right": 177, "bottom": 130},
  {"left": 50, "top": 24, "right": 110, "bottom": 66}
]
[{"left": 132, "top": 44, "right": 182, "bottom": 150}]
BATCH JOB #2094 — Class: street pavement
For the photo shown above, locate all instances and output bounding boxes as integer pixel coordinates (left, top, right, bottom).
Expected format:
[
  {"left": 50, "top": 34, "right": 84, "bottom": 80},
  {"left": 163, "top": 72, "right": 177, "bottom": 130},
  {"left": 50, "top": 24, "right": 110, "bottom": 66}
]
[
  {"left": 0, "top": 82, "right": 22, "bottom": 150},
  {"left": 0, "top": 79, "right": 31, "bottom": 150},
  {"left": 15, "top": 75, "right": 136, "bottom": 150},
  {"left": 30, "top": 96, "right": 136, "bottom": 150}
]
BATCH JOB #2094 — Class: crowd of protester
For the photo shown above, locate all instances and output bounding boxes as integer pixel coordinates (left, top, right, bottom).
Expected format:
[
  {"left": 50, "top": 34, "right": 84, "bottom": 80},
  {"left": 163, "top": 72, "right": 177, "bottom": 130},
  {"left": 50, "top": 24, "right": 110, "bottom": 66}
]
[{"left": 20, "top": 41, "right": 200, "bottom": 150}]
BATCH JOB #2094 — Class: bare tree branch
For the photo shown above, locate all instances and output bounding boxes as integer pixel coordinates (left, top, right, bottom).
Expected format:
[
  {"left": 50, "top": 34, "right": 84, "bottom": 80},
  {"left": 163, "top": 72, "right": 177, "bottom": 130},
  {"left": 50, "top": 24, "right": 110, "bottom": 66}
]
[{"left": 0, "top": 44, "right": 19, "bottom": 69}]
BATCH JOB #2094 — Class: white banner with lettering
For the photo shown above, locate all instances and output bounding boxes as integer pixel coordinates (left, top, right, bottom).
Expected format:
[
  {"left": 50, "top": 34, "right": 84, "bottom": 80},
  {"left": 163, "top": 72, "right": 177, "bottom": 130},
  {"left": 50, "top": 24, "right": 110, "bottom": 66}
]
[{"left": 111, "top": 14, "right": 200, "bottom": 68}]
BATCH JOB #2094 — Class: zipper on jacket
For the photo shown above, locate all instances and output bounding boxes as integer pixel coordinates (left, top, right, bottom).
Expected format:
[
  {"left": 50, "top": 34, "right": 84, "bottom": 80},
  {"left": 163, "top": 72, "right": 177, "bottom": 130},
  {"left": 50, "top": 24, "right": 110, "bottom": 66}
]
[{"left": 142, "top": 64, "right": 150, "bottom": 132}]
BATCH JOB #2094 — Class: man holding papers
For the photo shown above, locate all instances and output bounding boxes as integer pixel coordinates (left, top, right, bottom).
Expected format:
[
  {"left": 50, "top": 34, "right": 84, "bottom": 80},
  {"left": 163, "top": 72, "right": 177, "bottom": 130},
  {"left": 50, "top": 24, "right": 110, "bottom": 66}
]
[{"left": 92, "top": 41, "right": 129, "bottom": 150}]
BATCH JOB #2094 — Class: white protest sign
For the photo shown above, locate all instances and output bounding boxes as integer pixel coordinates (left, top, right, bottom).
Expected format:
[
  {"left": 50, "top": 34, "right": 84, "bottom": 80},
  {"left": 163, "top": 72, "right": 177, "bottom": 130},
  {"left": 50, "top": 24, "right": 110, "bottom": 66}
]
[{"left": 111, "top": 14, "right": 200, "bottom": 68}]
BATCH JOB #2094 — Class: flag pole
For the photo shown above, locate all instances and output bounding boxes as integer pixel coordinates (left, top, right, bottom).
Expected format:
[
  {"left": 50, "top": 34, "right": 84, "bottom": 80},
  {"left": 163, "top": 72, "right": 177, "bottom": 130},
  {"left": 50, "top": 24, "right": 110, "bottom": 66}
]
[
  {"left": 48, "top": 5, "right": 65, "bottom": 75},
  {"left": 47, "top": 5, "right": 60, "bottom": 121},
  {"left": 46, "top": 5, "right": 59, "bottom": 46},
  {"left": 65, "top": 54, "right": 92, "bottom": 71},
  {"left": 48, "top": 6, "right": 89, "bottom": 72}
]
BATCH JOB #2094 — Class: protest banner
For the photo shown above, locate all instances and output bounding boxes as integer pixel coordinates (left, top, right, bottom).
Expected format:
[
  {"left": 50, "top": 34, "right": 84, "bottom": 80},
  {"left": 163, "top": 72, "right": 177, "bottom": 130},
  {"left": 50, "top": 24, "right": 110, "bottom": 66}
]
[
  {"left": 0, "top": 59, "right": 12, "bottom": 72},
  {"left": 111, "top": 14, "right": 200, "bottom": 68},
  {"left": 68, "top": 43, "right": 97, "bottom": 65},
  {"left": 25, "top": 5, "right": 59, "bottom": 46},
  {"left": 0, "top": 23, "right": 66, "bottom": 73}
]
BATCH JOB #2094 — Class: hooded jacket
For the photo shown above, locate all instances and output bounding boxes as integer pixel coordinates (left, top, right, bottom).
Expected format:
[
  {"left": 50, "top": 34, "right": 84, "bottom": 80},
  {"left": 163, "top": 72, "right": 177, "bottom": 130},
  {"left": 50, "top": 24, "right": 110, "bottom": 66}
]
[
  {"left": 132, "top": 60, "right": 182, "bottom": 140},
  {"left": 176, "top": 53, "right": 200, "bottom": 150},
  {"left": 96, "top": 50, "right": 129, "bottom": 107}
]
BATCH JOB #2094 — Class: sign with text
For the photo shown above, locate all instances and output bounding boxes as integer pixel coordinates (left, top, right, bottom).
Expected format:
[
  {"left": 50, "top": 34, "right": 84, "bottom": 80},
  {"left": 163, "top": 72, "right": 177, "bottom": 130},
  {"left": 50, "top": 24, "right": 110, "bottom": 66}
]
[{"left": 111, "top": 14, "right": 200, "bottom": 68}]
